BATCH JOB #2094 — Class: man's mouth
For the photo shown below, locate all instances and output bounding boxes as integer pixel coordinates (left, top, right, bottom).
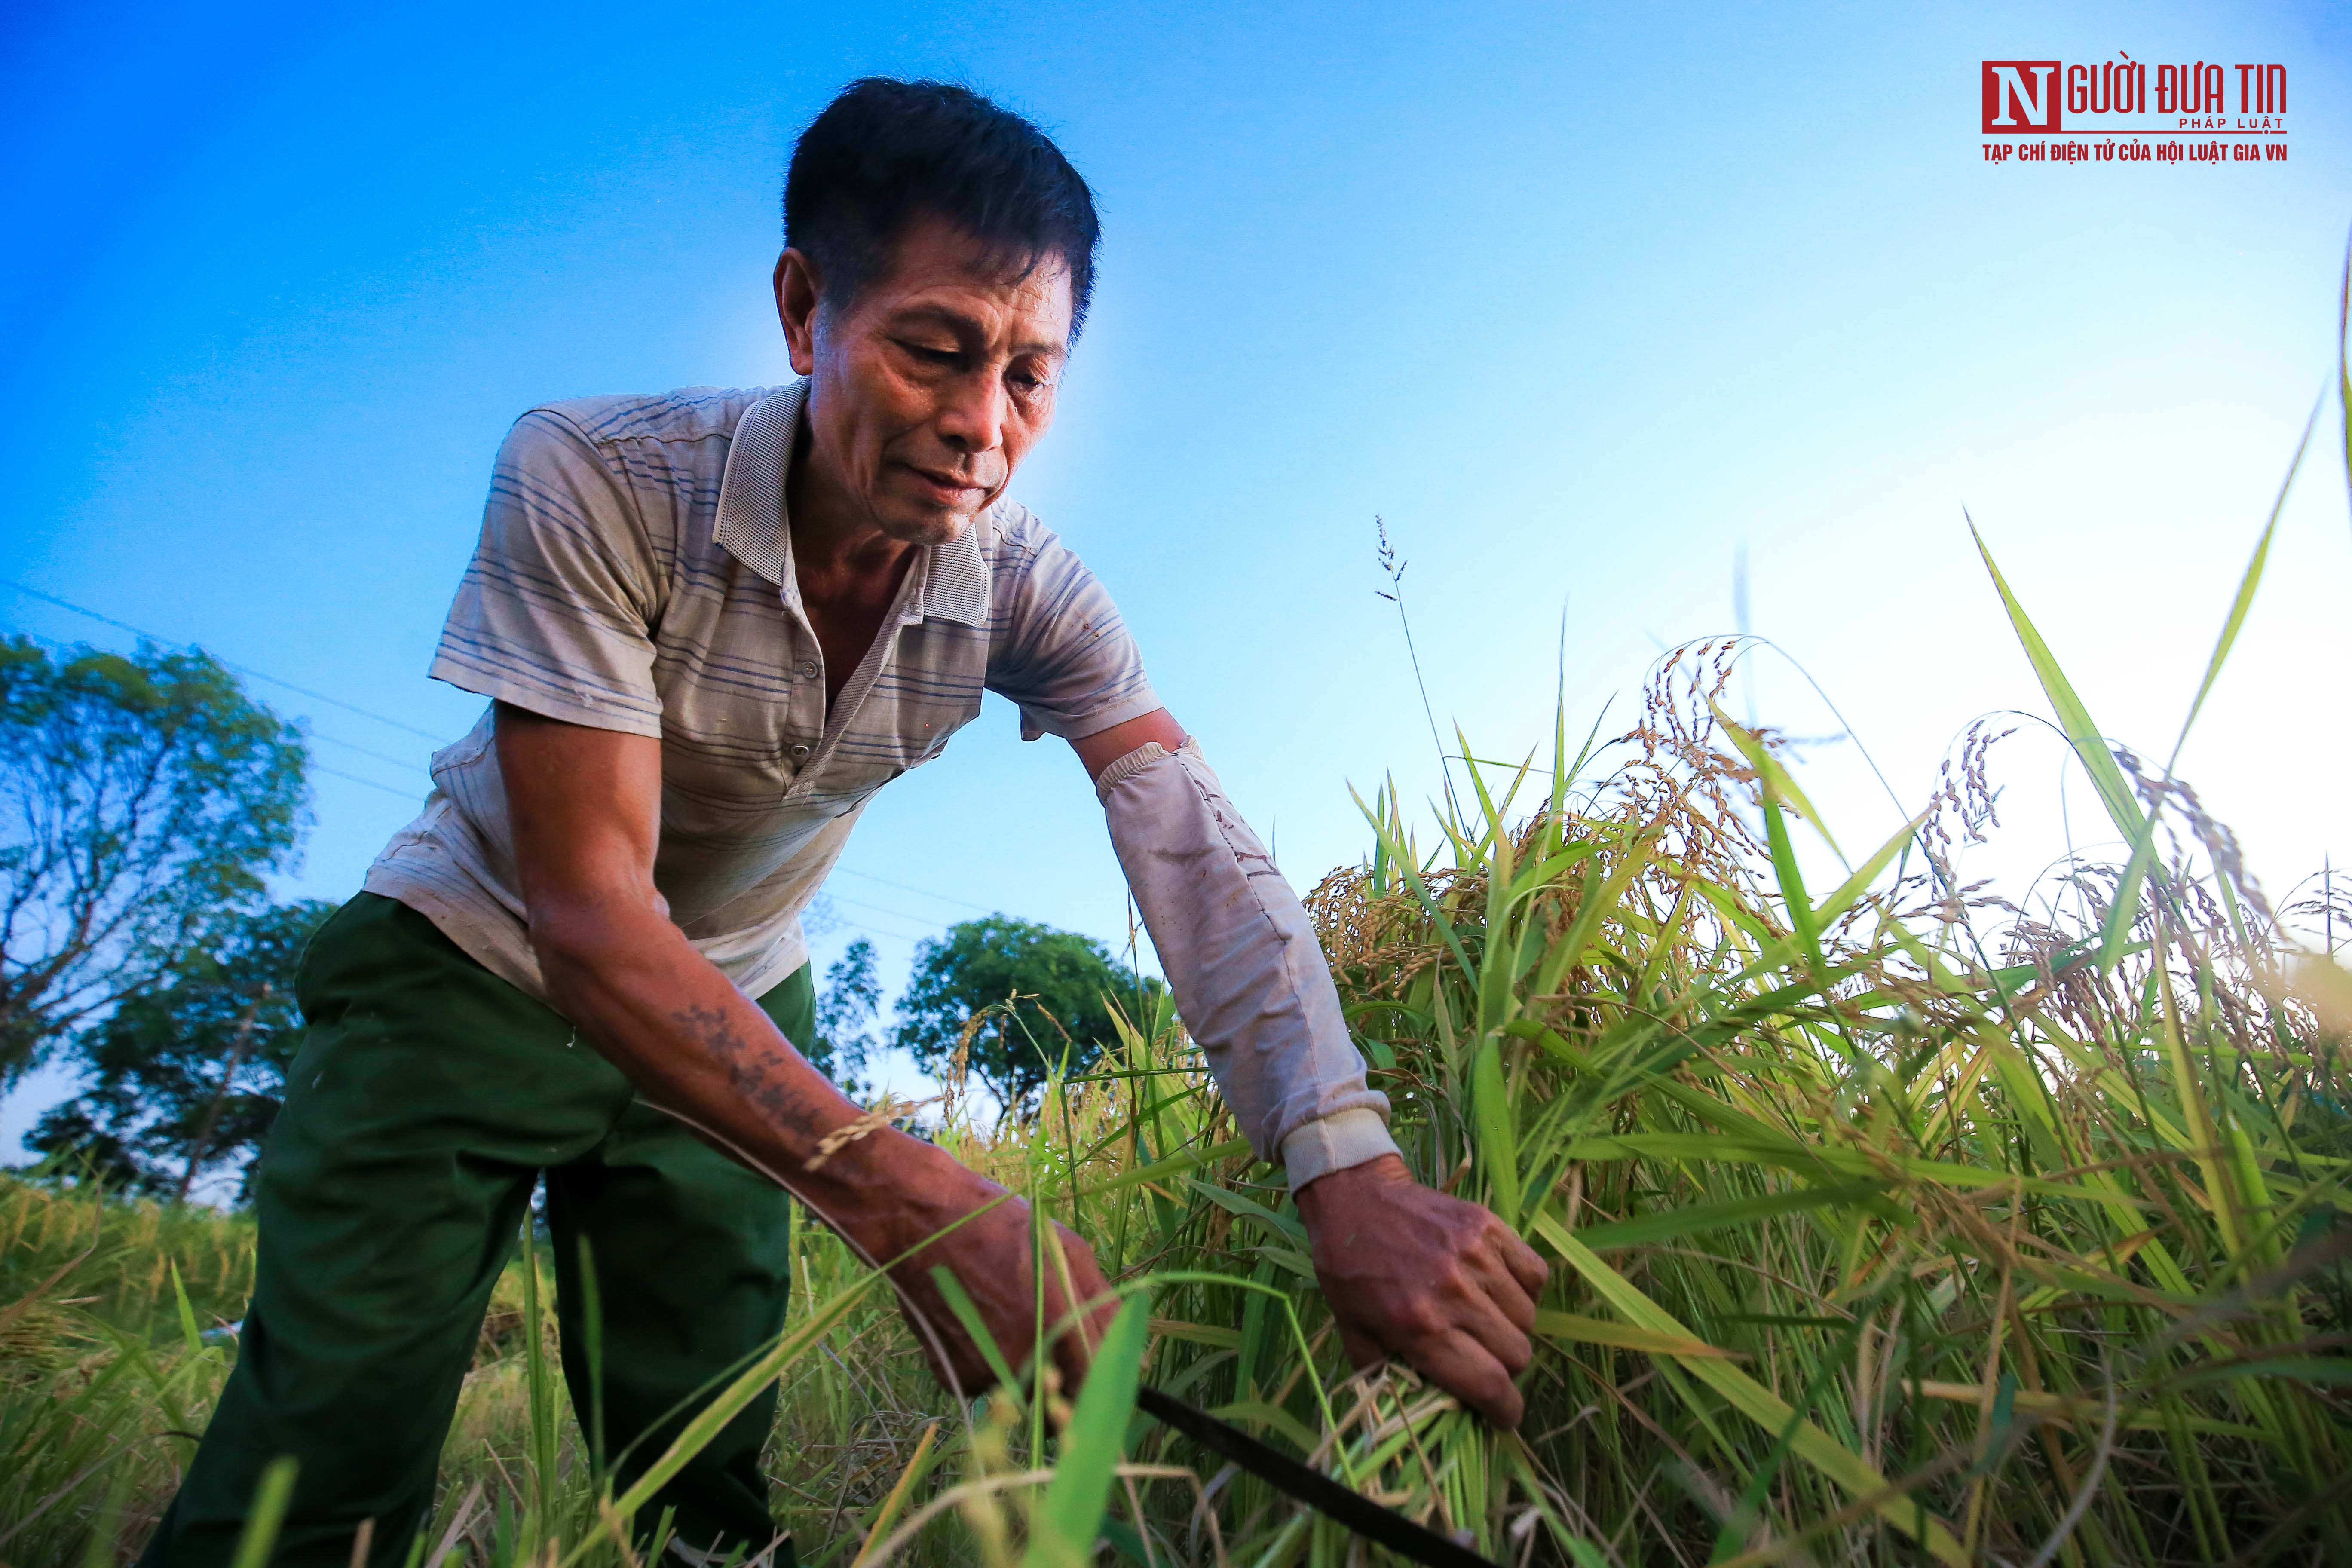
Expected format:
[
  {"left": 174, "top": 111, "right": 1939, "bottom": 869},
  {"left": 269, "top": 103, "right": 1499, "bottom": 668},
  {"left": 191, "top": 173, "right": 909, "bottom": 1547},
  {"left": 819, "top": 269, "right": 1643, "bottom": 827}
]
[{"left": 903, "top": 464, "right": 987, "bottom": 505}]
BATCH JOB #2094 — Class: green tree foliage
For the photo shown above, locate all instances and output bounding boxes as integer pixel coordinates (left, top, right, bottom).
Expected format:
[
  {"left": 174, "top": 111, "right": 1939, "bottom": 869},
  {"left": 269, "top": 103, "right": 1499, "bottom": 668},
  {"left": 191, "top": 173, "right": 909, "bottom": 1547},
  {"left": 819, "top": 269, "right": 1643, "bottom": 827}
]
[
  {"left": 804, "top": 936, "right": 880, "bottom": 1098},
  {"left": 893, "top": 915, "right": 1162, "bottom": 1116},
  {"left": 30, "top": 899, "right": 334, "bottom": 1200},
  {"left": 0, "top": 637, "right": 309, "bottom": 1083}
]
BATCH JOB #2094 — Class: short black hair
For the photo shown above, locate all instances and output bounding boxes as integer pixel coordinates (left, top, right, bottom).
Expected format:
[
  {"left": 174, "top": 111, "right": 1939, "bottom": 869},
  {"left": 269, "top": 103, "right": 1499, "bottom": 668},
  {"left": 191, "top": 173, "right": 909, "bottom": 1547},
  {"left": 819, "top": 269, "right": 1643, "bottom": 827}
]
[{"left": 784, "top": 79, "right": 1101, "bottom": 338}]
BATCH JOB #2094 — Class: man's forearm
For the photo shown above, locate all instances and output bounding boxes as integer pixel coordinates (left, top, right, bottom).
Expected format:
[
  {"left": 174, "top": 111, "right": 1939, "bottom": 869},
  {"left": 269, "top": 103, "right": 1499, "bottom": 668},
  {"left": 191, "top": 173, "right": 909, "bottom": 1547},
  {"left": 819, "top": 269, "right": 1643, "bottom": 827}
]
[
  {"left": 528, "top": 896, "right": 970, "bottom": 1258},
  {"left": 528, "top": 895, "right": 1122, "bottom": 1396},
  {"left": 1096, "top": 738, "right": 1398, "bottom": 1186},
  {"left": 489, "top": 704, "right": 1120, "bottom": 1398}
]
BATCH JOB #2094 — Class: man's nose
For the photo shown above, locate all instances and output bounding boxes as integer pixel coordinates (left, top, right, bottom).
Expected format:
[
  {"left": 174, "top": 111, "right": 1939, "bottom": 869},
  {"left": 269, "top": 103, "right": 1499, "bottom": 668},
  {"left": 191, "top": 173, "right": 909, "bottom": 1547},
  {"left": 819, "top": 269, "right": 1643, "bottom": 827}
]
[{"left": 934, "top": 370, "right": 1008, "bottom": 456}]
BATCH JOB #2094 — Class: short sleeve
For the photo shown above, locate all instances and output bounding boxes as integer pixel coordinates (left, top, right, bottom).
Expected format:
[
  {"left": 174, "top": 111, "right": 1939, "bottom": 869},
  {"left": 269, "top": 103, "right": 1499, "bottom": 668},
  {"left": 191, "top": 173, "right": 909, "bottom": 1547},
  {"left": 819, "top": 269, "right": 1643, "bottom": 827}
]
[
  {"left": 986, "top": 521, "right": 1162, "bottom": 742},
  {"left": 427, "top": 409, "right": 666, "bottom": 737}
]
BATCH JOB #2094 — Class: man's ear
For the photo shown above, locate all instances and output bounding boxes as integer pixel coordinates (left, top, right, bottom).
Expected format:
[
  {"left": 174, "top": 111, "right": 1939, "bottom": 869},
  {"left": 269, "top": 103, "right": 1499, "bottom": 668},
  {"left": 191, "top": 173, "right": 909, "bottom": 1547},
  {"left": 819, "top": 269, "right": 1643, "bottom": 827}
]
[{"left": 774, "top": 248, "right": 822, "bottom": 376}]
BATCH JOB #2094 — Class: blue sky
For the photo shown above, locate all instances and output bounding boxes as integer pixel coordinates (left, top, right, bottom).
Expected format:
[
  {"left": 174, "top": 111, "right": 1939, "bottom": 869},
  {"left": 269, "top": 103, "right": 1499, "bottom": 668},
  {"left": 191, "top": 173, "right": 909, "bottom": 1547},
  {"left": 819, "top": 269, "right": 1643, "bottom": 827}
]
[{"left": 5, "top": 0, "right": 2348, "bottom": 1148}]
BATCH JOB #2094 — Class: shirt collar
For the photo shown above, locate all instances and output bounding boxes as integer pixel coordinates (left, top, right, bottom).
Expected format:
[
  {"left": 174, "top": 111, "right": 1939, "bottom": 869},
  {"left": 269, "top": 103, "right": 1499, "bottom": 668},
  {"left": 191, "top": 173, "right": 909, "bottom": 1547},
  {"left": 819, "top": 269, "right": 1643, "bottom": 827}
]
[{"left": 714, "top": 380, "right": 992, "bottom": 628}]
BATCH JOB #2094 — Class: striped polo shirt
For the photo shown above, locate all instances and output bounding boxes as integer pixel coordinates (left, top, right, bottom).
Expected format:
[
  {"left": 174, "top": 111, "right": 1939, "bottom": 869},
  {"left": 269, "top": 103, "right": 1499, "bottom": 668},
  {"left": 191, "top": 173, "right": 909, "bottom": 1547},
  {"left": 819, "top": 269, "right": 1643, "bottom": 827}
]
[{"left": 365, "top": 379, "right": 1161, "bottom": 1003}]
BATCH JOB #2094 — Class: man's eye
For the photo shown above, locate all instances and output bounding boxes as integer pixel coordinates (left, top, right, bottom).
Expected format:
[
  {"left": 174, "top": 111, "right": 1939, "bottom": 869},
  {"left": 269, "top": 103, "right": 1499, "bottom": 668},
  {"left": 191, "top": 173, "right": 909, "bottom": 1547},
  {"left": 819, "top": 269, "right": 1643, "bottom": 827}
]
[{"left": 899, "top": 342, "right": 959, "bottom": 365}]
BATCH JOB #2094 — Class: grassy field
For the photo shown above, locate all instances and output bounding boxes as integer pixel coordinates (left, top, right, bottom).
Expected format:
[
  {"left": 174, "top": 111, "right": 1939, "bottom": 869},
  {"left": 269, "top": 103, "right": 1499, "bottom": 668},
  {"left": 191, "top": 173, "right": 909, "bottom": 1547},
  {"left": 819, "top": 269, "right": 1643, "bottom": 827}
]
[{"left": 5, "top": 426, "right": 2350, "bottom": 1565}]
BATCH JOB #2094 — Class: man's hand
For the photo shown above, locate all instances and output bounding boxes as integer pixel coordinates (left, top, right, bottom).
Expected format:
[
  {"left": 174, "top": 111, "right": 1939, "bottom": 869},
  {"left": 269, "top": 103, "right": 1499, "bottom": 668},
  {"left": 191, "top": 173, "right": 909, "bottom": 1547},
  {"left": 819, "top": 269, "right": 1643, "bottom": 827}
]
[
  {"left": 877, "top": 1158, "right": 1123, "bottom": 1406},
  {"left": 1293, "top": 1153, "right": 1550, "bottom": 1427}
]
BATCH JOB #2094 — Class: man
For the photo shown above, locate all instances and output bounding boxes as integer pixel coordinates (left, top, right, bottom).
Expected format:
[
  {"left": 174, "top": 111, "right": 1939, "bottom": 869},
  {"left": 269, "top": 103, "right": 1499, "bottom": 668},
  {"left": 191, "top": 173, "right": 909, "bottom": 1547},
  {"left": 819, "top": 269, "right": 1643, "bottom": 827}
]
[{"left": 143, "top": 78, "right": 1547, "bottom": 1567}]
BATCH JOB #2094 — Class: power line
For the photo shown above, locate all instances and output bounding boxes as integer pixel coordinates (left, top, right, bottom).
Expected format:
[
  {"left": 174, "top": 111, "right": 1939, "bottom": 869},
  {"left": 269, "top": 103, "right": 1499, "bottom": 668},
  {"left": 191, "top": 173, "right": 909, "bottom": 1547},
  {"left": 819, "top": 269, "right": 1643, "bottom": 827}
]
[
  {"left": 3, "top": 579, "right": 449, "bottom": 741},
  {"left": 312, "top": 765, "right": 426, "bottom": 802},
  {"left": 6, "top": 579, "right": 1032, "bottom": 920},
  {"left": 833, "top": 917, "right": 940, "bottom": 947},
  {"left": 832, "top": 866, "right": 997, "bottom": 915},
  {"left": 313, "top": 732, "right": 429, "bottom": 773},
  {"left": 823, "top": 891, "right": 953, "bottom": 932},
  {"left": 3, "top": 603, "right": 433, "bottom": 803},
  {"left": 2, "top": 613, "right": 435, "bottom": 776},
  {"left": 812, "top": 898, "right": 945, "bottom": 948}
]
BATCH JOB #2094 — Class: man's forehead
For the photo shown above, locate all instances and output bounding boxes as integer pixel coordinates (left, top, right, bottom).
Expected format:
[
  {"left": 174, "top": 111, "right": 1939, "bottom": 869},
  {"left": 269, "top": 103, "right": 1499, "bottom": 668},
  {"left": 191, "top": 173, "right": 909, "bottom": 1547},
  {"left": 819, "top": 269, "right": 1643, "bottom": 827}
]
[{"left": 861, "top": 216, "right": 1073, "bottom": 346}]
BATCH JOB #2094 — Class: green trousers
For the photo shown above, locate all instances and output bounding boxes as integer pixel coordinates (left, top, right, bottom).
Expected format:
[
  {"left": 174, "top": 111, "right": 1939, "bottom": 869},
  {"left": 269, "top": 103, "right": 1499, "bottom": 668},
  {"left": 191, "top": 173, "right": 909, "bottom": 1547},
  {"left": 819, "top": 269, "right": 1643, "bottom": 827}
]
[{"left": 139, "top": 893, "right": 811, "bottom": 1568}]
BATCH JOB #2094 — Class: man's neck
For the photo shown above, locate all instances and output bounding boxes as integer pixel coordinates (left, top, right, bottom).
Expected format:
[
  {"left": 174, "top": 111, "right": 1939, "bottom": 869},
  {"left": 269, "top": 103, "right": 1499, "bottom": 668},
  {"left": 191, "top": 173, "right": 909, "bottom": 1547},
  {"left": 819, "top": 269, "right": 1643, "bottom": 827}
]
[{"left": 785, "top": 441, "right": 919, "bottom": 612}]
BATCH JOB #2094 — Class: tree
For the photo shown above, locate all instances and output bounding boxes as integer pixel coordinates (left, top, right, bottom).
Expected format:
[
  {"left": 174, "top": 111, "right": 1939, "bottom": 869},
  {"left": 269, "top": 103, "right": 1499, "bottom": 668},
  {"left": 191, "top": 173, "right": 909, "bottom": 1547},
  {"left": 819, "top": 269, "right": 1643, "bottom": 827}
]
[
  {"left": 0, "top": 637, "right": 309, "bottom": 1084},
  {"left": 894, "top": 915, "right": 1163, "bottom": 1118},
  {"left": 30, "top": 899, "right": 333, "bottom": 1200},
  {"left": 803, "top": 936, "right": 881, "bottom": 1099}
]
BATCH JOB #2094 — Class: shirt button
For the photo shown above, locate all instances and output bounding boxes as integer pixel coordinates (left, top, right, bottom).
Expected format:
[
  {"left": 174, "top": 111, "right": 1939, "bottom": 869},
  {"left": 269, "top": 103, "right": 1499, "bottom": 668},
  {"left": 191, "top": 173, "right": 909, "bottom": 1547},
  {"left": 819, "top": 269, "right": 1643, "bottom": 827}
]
[
  {"left": 799, "top": 660, "right": 818, "bottom": 678},
  {"left": 789, "top": 743, "right": 812, "bottom": 761}
]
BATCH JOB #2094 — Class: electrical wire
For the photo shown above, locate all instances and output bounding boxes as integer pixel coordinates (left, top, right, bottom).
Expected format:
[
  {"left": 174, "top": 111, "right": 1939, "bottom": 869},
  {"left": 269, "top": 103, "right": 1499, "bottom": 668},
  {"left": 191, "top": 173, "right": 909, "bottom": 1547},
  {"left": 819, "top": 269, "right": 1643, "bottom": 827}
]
[
  {"left": 3, "top": 578, "right": 448, "bottom": 741},
  {"left": 6, "top": 579, "right": 1018, "bottom": 923},
  {"left": 312, "top": 731, "right": 429, "bottom": 773},
  {"left": 822, "top": 892, "right": 955, "bottom": 935},
  {"left": 6, "top": 606, "right": 435, "bottom": 788},
  {"left": 310, "top": 764, "right": 426, "bottom": 802},
  {"left": 832, "top": 866, "right": 995, "bottom": 915}
]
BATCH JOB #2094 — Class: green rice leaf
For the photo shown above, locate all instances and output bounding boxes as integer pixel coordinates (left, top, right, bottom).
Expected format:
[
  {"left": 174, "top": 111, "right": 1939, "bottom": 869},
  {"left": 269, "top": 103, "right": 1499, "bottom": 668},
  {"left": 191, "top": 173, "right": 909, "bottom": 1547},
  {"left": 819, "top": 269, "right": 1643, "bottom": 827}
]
[
  {"left": 1474, "top": 1035, "right": 1522, "bottom": 1228},
  {"left": 1813, "top": 808, "right": 1930, "bottom": 928},
  {"left": 1208, "top": 1398, "right": 1323, "bottom": 1453},
  {"left": 588, "top": 1273, "right": 882, "bottom": 1558},
  {"left": 1077, "top": 1137, "right": 1252, "bottom": 1198},
  {"left": 226, "top": 1457, "right": 298, "bottom": 1568},
  {"left": 1571, "top": 1184, "right": 1869, "bottom": 1251},
  {"left": 1554, "top": 1132, "right": 2146, "bottom": 1206},
  {"left": 1183, "top": 1178, "right": 1307, "bottom": 1245},
  {"left": 931, "top": 1266, "right": 1022, "bottom": 1396},
  {"left": 1025, "top": 1294, "right": 1151, "bottom": 1568},
  {"left": 1249, "top": 1244, "right": 1320, "bottom": 1283},
  {"left": 2171, "top": 396, "right": 2314, "bottom": 760},
  {"left": 1534, "top": 843, "right": 1645, "bottom": 999},
  {"left": 168, "top": 1262, "right": 202, "bottom": 1360},
  {"left": 1968, "top": 519, "right": 2144, "bottom": 842},
  {"left": 2174, "top": 1358, "right": 2352, "bottom": 1390},
  {"left": 1534, "top": 1309, "right": 1740, "bottom": 1358},
  {"left": 1534, "top": 1213, "right": 1966, "bottom": 1565},
  {"left": 1713, "top": 704, "right": 1843, "bottom": 864}
]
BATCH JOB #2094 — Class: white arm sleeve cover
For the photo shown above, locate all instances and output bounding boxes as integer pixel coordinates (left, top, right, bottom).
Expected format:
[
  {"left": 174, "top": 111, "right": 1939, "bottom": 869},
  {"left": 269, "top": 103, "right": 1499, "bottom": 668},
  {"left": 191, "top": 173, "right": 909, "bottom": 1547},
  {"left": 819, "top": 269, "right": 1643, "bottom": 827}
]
[{"left": 1098, "top": 740, "right": 1400, "bottom": 1188}]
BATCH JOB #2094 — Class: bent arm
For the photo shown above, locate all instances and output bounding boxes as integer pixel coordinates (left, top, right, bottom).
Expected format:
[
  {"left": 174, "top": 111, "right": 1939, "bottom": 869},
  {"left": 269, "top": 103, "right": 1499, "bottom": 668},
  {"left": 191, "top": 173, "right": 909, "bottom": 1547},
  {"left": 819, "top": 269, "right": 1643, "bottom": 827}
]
[
  {"left": 1074, "top": 710, "right": 1399, "bottom": 1188},
  {"left": 1076, "top": 709, "right": 1550, "bottom": 1426},
  {"left": 495, "top": 702, "right": 971, "bottom": 1254},
  {"left": 496, "top": 703, "right": 1122, "bottom": 1400}
]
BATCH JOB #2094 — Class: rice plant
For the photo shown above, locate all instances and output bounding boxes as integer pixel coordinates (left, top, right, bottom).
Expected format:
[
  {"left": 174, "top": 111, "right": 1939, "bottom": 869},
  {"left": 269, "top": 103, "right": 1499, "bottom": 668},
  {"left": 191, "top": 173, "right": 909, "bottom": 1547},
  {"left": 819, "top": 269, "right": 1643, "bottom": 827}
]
[{"left": 4, "top": 388, "right": 2349, "bottom": 1565}]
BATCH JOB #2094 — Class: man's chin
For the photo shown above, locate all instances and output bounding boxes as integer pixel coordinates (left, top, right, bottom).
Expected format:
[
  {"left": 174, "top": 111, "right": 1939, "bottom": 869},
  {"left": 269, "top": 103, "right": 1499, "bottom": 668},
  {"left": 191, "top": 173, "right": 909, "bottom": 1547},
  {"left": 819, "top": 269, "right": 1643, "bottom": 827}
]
[{"left": 873, "top": 509, "right": 973, "bottom": 546}]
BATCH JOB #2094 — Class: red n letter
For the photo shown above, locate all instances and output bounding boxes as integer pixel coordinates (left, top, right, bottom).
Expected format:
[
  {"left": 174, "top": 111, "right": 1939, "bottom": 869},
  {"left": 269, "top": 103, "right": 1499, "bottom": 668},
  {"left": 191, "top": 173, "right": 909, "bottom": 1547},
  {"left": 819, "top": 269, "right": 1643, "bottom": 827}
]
[{"left": 1982, "top": 61, "right": 2063, "bottom": 134}]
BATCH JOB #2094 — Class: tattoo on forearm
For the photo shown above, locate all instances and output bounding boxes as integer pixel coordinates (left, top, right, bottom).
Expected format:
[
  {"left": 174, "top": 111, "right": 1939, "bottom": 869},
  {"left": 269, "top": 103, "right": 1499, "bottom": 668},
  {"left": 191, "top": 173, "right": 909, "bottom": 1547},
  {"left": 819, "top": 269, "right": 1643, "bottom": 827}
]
[{"left": 673, "top": 1002, "right": 826, "bottom": 1142}]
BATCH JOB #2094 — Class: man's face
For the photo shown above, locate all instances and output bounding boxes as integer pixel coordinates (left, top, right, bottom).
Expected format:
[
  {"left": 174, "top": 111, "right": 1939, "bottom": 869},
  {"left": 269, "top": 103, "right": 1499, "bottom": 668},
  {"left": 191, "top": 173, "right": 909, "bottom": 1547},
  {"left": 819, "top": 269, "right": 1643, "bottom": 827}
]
[{"left": 779, "top": 215, "right": 1072, "bottom": 545}]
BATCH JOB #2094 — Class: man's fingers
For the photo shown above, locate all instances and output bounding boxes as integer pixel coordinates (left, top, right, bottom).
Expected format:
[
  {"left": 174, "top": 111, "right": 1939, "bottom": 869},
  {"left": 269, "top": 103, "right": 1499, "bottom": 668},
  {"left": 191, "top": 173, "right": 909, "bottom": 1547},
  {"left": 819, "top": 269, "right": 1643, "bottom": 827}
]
[
  {"left": 1041, "top": 1223, "right": 1122, "bottom": 1396},
  {"left": 1465, "top": 1243, "right": 1540, "bottom": 1334},
  {"left": 1496, "top": 1227, "right": 1551, "bottom": 1298},
  {"left": 1448, "top": 1280, "right": 1536, "bottom": 1378},
  {"left": 1052, "top": 1329, "right": 1094, "bottom": 1400},
  {"left": 1409, "top": 1329, "right": 1525, "bottom": 1428},
  {"left": 1428, "top": 1225, "right": 1538, "bottom": 1365},
  {"left": 1294, "top": 1163, "right": 1552, "bottom": 1428},
  {"left": 1464, "top": 1213, "right": 1549, "bottom": 1315}
]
